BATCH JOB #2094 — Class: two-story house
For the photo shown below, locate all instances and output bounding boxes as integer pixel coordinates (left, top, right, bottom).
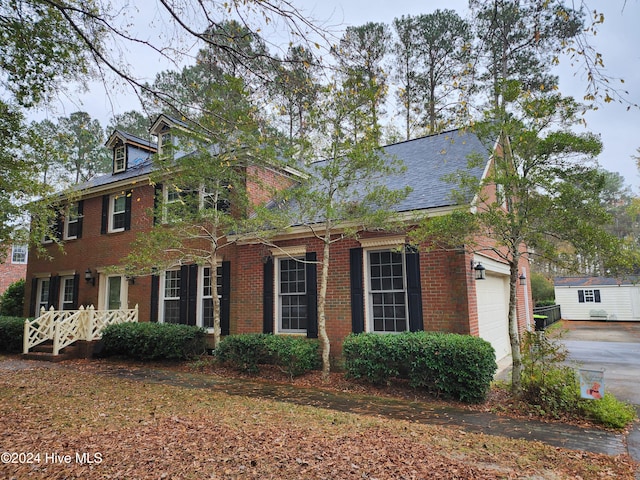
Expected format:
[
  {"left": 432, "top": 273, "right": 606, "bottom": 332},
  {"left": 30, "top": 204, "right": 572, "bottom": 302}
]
[{"left": 24, "top": 118, "right": 533, "bottom": 363}]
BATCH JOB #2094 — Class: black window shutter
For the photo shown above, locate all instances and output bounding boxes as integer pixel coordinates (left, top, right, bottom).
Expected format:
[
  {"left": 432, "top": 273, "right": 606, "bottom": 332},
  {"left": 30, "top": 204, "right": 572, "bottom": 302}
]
[
  {"left": 150, "top": 274, "right": 159, "bottom": 322},
  {"left": 350, "top": 248, "right": 365, "bottom": 334},
  {"left": 187, "top": 264, "right": 198, "bottom": 326},
  {"left": 55, "top": 215, "right": 64, "bottom": 241},
  {"left": 124, "top": 190, "right": 132, "bottom": 231},
  {"left": 153, "top": 183, "right": 163, "bottom": 225},
  {"left": 179, "top": 265, "right": 189, "bottom": 325},
  {"left": 72, "top": 274, "right": 80, "bottom": 309},
  {"left": 76, "top": 200, "right": 84, "bottom": 239},
  {"left": 405, "top": 248, "right": 424, "bottom": 332},
  {"left": 29, "top": 278, "right": 38, "bottom": 317},
  {"left": 101, "top": 195, "right": 109, "bottom": 234},
  {"left": 263, "top": 258, "right": 274, "bottom": 334},
  {"left": 594, "top": 290, "right": 601, "bottom": 303},
  {"left": 305, "top": 252, "right": 318, "bottom": 339},
  {"left": 49, "top": 275, "right": 60, "bottom": 309},
  {"left": 578, "top": 290, "right": 585, "bottom": 303},
  {"left": 221, "top": 261, "right": 231, "bottom": 336}
]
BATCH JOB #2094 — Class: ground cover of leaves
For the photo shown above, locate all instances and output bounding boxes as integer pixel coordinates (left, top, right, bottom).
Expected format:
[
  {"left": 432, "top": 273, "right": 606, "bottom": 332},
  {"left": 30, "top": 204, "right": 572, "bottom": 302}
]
[{"left": 0, "top": 358, "right": 637, "bottom": 479}]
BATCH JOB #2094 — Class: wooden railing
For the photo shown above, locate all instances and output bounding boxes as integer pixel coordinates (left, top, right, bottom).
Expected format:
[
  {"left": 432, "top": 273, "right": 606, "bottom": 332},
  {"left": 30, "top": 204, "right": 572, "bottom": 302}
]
[{"left": 23, "top": 304, "right": 139, "bottom": 355}]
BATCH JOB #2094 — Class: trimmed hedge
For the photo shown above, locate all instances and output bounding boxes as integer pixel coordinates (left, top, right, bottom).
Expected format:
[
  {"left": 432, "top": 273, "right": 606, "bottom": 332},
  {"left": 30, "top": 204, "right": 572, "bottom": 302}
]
[
  {"left": 216, "top": 333, "right": 320, "bottom": 378},
  {"left": 0, "top": 279, "right": 25, "bottom": 317},
  {"left": 343, "top": 331, "right": 497, "bottom": 403},
  {"left": 0, "top": 316, "right": 25, "bottom": 353},
  {"left": 101, "top": 322, "right": 206, "bottom": 361}
]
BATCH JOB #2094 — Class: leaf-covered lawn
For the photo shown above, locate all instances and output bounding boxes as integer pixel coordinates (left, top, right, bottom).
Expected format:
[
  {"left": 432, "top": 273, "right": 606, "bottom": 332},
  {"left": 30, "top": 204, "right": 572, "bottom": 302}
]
[{"left": 0, "top": 364, "right": 636, "bottom": 479}]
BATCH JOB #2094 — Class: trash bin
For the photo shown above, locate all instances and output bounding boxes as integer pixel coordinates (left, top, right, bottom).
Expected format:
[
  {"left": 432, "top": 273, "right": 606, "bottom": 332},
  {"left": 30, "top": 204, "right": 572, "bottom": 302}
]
[{"left": 534, "top": 314, "right": 547, "bottom": 331}]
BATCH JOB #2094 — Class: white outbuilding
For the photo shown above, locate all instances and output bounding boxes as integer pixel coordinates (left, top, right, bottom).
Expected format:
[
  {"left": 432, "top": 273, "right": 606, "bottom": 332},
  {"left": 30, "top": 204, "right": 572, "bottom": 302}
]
[{"left": 554, "top": 276, "right": 640, "bottom": 321}]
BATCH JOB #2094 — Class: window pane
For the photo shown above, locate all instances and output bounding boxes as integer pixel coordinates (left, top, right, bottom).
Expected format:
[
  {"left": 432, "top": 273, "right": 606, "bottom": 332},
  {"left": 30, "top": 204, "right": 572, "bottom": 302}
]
[
  {"left": 279, "top": 257, "right": 307, "bottom": 331},
  {"left": 368, "top": 250, "right": 407, "bottom": 332}
]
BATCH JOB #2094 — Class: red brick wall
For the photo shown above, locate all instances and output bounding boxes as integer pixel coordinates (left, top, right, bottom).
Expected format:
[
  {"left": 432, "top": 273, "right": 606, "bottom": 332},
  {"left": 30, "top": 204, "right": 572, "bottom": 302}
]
[
  {"left": 24, "top": 184, "right": 157, "bottom": 319},
  {"left": 0, "top": 247, "right": 26, "bottom": 295},
  {"left": 233, "top": 236, "right": 482, "bottom": 359}
]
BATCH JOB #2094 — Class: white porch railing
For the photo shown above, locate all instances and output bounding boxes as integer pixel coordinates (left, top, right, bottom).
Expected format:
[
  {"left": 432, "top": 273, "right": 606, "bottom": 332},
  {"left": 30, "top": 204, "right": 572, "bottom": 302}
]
[{"left": 23, "top": 304, "right": 139, "bottom": 355}]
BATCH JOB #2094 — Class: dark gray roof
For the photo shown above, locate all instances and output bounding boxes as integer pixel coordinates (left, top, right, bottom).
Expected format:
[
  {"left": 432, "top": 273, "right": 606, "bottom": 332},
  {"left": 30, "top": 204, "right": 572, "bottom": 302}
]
[
  {"left": 379, "top": 129, "right": 488, "bottom": 212},
  {"left": 554, "top": 276, "right": 640, "bottom": 287},
  {"left": 113, "top": 130, "right": 156, "bottom": 150},
  {"left": 74, "top": 159, "right": 155, "bottom": 193}
]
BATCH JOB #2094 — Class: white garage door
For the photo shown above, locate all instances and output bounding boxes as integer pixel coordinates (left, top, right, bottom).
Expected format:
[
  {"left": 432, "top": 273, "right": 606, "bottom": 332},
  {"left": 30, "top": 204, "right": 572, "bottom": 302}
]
[{"left": 476, "top": 273, "right": 511, "bottom": 362}]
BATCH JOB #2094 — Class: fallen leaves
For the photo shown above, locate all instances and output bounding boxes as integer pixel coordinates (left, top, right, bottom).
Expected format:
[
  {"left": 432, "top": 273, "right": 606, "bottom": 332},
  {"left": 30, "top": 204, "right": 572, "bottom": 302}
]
[{"left": 0, "top": 360, "right": 636, "bottom": 479}]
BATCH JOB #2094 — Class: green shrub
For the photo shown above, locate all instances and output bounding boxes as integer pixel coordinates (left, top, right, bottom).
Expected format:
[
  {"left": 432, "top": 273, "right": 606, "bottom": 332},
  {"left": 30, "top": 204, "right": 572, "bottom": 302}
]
[
  {"left": 216, "top": 333, "right": 272, "bottom": 374},
  {"left": 519, "top": 330, "right": 636, "bottom": 428},
  {"left": 101, "top": 322, "right": 206, "bottom": 361},
  {"left": 216, "top": 334, "right": 320, "bottom": 377},
  {"left": 402, "top": 332, "right": 497, "bottom": 403},
  {"left": 342, "top": 333, "right": 402, "bottom": 385},
  {"left": 579, "top": 393, "right": 637, "bottom": 429},
  {"left": 530, "top": 272, "right": 555, "bottom": 305},
  {"left": 520, "top": 331, "right": 580, "bottom": 417},
  {"left": 535, "top": 300, "right": 557, "bottom": 308},
  {"left": 0, "top": 279, "right": 25, "bottom": 317},
  {"left": 342, "top": 331, "right": 497, "bottom": 403},
  {"left": 0, "top": 316, "right": 25, "bottom": 353}
]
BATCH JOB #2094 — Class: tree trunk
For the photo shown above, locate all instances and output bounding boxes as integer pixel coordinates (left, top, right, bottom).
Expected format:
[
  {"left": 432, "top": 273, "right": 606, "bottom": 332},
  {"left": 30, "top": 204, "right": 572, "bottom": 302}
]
[
  {"left": 211, "top": 251, "right": 221, "bottom": 349},
  {"left": 509, "top": 257, "right": 523, "bottom": 391},
  {"left": 318, "top": 238, "right": 331, "bottom": 382}
]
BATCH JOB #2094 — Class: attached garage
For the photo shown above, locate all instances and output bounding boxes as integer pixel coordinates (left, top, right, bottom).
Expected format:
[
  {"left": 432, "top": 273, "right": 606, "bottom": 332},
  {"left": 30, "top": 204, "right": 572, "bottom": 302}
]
[{"left": 475, "top": 257, "right": 511, "bottom": 362}]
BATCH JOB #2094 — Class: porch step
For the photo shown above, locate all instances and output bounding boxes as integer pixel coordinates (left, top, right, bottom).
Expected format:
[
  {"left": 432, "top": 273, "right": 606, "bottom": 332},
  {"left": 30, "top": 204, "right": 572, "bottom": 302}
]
[{"left": 23, "top": 340, "right": 101, "bottom": 362}]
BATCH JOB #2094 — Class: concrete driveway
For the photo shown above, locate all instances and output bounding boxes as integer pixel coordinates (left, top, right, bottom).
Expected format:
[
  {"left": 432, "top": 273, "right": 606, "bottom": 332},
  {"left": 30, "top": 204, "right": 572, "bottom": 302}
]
[{"left": 557, "top": 321, "right": 640, "bottom": 406}]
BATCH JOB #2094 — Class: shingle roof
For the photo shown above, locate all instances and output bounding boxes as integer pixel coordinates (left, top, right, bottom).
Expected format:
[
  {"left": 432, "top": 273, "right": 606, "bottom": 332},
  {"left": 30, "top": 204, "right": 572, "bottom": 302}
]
[
  {"left": 378, "top": 128, "right": 488, "bottom": 212},
  {"left": 554, "top": 276, "right": 640, "bottom": 287}
]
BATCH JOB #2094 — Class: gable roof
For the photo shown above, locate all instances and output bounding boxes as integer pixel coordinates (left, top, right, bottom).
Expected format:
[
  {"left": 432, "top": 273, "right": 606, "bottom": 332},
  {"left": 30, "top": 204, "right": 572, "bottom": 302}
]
[
  {"left": 554, "top": 276, "right": 640, "bottom": 287},
  {"left": 105, "top": 129, "right": 157, "bottom": 151},
  {"left": 378, "top": 128, "right": 488, "bottom": 212}
]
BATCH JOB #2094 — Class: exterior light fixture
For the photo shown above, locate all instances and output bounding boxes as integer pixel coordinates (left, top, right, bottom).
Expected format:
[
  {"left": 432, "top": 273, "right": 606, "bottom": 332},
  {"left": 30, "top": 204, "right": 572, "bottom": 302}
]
[
  {"left": 84, "top": 268, "right": 95, "bottom": 286},
  {"left": 519, "top": 272, "right": 527, "bottom": 285},
  {"left": 471, "top": 261, "right": 486, "bottom": 280}
]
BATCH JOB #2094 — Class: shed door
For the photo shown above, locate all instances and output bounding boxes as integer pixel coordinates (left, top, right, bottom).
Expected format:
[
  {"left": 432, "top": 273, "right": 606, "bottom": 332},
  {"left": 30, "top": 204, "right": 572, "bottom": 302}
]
[{"left": 476, "top": 273, "right": 511, "bottom": 362}]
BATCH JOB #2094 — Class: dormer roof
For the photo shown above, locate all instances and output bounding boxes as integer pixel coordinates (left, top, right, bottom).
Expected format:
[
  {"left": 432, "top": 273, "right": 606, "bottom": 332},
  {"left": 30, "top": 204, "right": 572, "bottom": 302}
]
[
  {"left": 149, "top": 114, "right": 190, "bottom": 136},
  {"left": 105, "top": 129, "right": 157, "bottom": 152}
]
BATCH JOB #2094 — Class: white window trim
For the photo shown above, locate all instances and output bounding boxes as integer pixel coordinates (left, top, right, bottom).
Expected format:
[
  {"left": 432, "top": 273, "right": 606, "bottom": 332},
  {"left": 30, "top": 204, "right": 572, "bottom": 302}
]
[
  {"left": 36, "top": 277, "right": 51, "bottom": 312},
  {"left": 63, "top": 204, "right": 79, "bottom": 240},
  {"left": 363, "top": 247, "right": 409, "bottom": 334},
  {"left": 158, "top": 269, "right": 180, "bottom": 323},
  {"left": 58, "top": 276, "right": 76, "bottom": 310},
  {"left": 196, "top": 264, "right": 222, "bottom": 333},
  {"left": 275, "top": 254, "right": 308, "bottom": 335},
  {"left": 108, "top": 194, "right": 126, "bottom": 233},
  {"left": 11, "top": 245, "right": 27, "bottom": 264},
  {"left": 114, "top": 145, "right": 126, "bottom": 173},
  {"left": 97, "top": 273, "right": 128, "bottom": 310}
]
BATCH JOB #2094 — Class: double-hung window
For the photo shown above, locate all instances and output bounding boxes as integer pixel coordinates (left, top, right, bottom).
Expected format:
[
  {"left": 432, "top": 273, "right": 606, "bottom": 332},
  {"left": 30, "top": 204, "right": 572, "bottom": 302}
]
[
  {"left": 367, "top": 250, "right": 408, "bottom": 333},
  {"left": 202, "top": 265, "right": 223, "bottom": 329},
  {"left": 278, "top": 257, "right": 307, "bottom": 333},
  {"left": 163, "top": 270, "right": 181, "bottom": 323},
  {"left": 36, "top": 278, "right": 51, "bottom": 312},
  {"left": 64, "top": 203, "right": 80, "bottom": 240},
  {"left": 110, "top": 195, "right": 126, "bottom": 232},
  {"left": 114, "top": 145, "right": 126, "bottom": 173},
  {"left": 59, "top": 276, "right": 75, "bottom": 310}
]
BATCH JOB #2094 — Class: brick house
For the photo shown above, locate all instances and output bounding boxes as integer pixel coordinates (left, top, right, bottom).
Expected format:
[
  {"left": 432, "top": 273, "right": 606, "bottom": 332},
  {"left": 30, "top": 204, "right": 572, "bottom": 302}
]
[
  {"left": 24, "top": 119, "right": 532, "bottom": 362},
  {"left": 0, "top": 245, "right": 27, "bottom": 296}
]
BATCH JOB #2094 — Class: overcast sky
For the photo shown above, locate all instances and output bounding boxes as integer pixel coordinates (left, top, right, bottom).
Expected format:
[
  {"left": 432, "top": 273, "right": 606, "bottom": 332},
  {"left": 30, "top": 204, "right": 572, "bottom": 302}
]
[{"left": 40, "top": 0, "right": 640, "bottom": 189}]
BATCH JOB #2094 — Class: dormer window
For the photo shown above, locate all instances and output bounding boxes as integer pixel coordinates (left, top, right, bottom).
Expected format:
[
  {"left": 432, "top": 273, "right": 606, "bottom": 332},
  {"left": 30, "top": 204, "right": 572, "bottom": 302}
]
[
  {"left": 114, "top": 145, "right": 126, "bottom": 173},
  {"left": 160, "top": 132, "right": 172, "bottom": 157}
]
